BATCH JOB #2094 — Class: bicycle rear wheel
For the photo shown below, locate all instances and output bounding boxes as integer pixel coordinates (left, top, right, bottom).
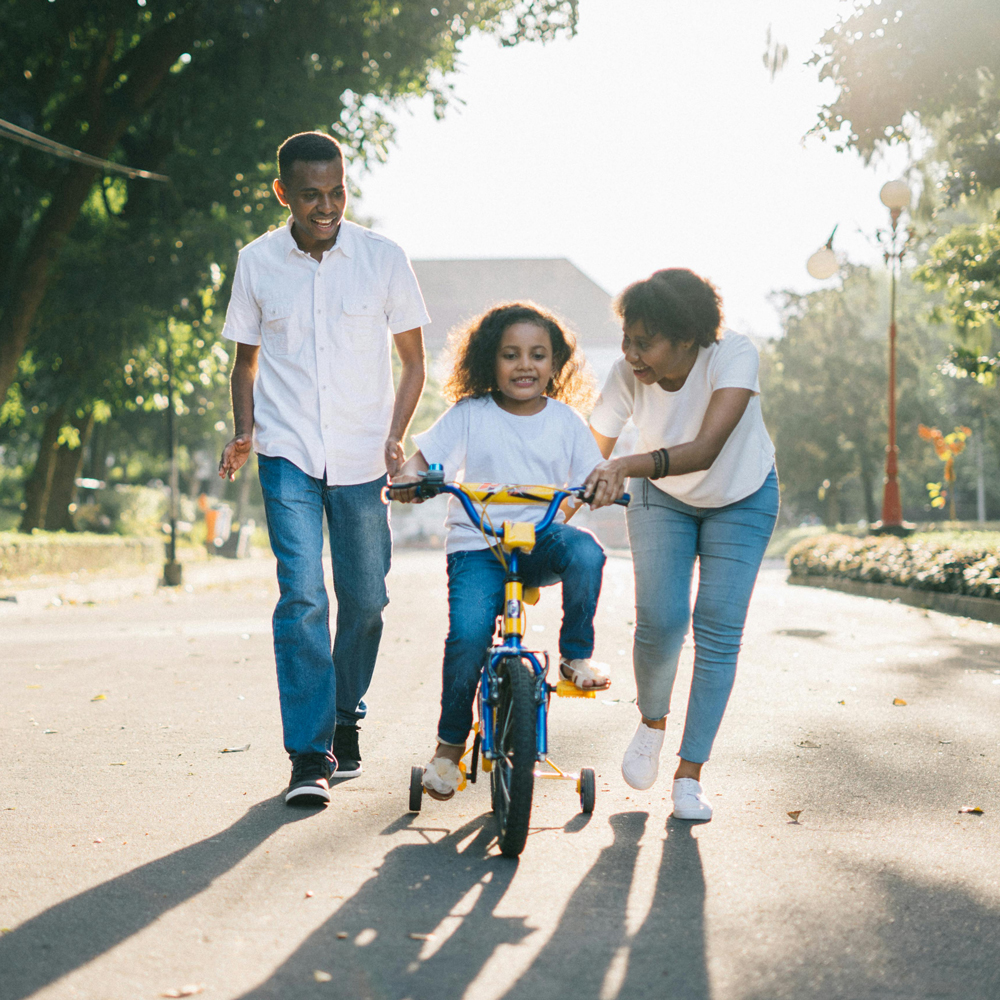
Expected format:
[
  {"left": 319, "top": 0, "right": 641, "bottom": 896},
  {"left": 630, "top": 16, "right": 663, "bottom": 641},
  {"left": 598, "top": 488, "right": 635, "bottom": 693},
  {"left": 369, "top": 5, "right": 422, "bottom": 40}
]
[{"left": 490, "top": 656, "right": 537, "bottom": 858}]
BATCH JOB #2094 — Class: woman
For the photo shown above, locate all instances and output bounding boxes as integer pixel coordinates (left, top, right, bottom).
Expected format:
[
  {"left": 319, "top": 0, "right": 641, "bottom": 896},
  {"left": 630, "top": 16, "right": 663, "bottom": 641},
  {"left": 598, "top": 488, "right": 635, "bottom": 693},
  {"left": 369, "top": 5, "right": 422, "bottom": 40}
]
[{"left": 585, "top": 268, "right": 778, "bottom": 821}]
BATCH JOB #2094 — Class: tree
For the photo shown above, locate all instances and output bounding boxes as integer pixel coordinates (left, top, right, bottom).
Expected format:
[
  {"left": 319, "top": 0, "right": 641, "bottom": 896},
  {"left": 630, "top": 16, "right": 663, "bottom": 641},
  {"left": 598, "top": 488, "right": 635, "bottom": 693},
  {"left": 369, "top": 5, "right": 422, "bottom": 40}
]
[
  {"left": 760, "top": 265, "right": 992, "bottom": 525},
  {"left": 0, "top": 0, "right": 579, "bottom": 405},
  {"left": 808, "top": 0, "right": 1000, "bottom": 200},
  {"left": 0, "top": 0, "right": 578, "bottom": 529}
]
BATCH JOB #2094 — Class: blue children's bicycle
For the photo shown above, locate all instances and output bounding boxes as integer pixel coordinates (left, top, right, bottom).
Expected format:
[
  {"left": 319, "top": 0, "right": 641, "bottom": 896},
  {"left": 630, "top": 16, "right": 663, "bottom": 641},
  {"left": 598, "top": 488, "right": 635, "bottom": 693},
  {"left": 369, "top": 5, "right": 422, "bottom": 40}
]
[{"left": 386, "top": 465, "right": 629, "bottom": 858}]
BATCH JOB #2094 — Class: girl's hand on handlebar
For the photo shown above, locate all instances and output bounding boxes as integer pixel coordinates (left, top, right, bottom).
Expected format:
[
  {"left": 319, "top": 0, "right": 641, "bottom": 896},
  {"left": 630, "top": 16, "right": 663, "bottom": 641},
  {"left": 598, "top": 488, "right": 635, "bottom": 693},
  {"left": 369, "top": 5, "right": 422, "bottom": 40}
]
[
  {"left": 584, "top": 458, "right": 628, "bottom": 509},
  {"left": 389, "top": 473, "right": 423, "bottom": 504}
]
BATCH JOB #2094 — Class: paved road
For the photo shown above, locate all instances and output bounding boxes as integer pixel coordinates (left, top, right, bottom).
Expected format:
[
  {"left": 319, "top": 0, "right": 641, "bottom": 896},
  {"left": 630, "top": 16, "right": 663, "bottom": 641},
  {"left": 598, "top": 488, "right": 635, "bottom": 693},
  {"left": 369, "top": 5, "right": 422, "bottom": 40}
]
[{"left": 2, "top": 550, "right": 999, "bottom": 1000}]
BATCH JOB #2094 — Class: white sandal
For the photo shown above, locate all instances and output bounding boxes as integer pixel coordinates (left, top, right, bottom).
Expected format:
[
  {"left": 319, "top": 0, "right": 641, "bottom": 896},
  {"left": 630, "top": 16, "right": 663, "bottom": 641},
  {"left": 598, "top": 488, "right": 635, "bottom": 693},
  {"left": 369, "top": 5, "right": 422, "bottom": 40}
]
[
  {"left": 559, "top": 657, "right": 611, "bottom": 691},
  {"left": 421, "top": 756, "right": 464, "bottom": 801}
]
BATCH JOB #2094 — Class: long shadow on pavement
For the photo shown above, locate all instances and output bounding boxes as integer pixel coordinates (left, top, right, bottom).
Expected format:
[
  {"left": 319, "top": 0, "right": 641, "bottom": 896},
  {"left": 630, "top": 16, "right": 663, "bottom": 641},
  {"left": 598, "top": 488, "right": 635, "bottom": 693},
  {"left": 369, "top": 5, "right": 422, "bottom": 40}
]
[
  {"left": 1, "top": 796, "right": 309, "bottom": 1000},
  {"left": 501, "top": 813, "right": 709, "bottom": 1000},
  {"left": 737, "top": 864, "right": 1000, "bottom": 1000},
  {"left": 236, "top": 812, "right": 526, "bottom": 1000}
]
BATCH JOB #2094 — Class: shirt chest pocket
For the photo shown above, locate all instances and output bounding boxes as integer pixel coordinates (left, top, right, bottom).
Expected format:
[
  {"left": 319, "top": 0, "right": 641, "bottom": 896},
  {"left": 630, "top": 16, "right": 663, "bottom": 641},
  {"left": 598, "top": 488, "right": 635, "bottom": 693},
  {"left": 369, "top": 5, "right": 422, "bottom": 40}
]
[
  {"left": 341, "top": 293, "right": 385, "bottom": 352},
  {"left": 261, "top": 300, "right": 296, "bottom": 356}
]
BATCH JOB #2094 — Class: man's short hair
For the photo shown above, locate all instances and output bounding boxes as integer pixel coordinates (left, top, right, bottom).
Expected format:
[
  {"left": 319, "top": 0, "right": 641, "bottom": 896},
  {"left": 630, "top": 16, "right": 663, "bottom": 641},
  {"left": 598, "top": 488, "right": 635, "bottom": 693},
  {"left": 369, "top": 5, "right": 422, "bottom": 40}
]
[{"left": 277, "top": 131, "right": 343, "bottom": 181}]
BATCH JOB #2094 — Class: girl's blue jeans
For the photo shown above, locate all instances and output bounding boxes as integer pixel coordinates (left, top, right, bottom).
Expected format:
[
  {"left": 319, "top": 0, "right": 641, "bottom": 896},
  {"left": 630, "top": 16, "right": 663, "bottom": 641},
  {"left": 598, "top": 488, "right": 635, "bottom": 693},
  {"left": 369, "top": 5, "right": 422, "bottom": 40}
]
[
  {"left": 437, "top": 523, "right": 606, "bottom": 746},
  {"left": 258, "top": 456, "right": 391, "bottom": 759},
  {"left": 626, "top": 467, "right": 779, "bottom": 764}
]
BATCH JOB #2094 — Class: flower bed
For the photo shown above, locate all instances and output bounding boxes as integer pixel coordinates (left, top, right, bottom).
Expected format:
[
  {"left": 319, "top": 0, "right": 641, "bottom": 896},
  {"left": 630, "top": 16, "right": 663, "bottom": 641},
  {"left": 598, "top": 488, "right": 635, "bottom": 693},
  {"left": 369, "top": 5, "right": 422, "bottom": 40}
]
[{"left": 786, "top": 532, "right": 1000, "bottom": 601}]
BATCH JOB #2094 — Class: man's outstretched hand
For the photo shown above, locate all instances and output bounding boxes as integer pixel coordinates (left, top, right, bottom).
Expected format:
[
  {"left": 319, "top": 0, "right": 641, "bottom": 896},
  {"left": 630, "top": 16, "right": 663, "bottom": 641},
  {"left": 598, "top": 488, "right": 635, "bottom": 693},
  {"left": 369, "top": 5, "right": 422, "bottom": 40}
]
[{"left": 219, "top": 434, "right": 253, "bottom": 481}]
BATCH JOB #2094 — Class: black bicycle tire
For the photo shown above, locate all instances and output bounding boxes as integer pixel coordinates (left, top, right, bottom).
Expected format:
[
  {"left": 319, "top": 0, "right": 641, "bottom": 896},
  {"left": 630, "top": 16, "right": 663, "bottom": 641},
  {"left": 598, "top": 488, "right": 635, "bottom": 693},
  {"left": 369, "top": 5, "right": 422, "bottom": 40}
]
[
  {"left": 491, "top": 656, "right": 537, "bottom": 857},
  {"left": 579, "top": 767, "right": 596, "bottom": 814},
  {"left": 409, "top": 765, "right": 424, "bottom": 812}
]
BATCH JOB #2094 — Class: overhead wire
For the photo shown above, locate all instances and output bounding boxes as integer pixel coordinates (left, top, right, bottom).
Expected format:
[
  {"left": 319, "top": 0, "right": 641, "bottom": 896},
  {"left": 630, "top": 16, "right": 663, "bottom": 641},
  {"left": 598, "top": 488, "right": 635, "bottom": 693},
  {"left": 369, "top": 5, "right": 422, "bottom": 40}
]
[{"left": 0, "top": 117, "right": 169, "bottom": 183}]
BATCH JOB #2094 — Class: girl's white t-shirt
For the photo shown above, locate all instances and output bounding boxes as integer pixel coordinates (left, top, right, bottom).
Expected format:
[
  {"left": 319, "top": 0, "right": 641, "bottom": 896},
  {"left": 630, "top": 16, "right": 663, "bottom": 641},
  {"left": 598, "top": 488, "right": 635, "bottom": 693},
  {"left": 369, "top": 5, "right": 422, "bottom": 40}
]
[
  {"left": 589, "top": 331, "right": 775, "bottom": 508},
  {"left": 413, "top": 395, "right": 604, "bottom": 554}
]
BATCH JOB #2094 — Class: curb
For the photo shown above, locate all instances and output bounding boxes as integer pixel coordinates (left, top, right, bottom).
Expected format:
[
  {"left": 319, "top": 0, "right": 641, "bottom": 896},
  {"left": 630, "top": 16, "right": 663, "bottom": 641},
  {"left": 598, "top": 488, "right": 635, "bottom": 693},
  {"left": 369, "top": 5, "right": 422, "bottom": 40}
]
[{"left": 788, "top": 574, "right": 1000, "bottom": 625}]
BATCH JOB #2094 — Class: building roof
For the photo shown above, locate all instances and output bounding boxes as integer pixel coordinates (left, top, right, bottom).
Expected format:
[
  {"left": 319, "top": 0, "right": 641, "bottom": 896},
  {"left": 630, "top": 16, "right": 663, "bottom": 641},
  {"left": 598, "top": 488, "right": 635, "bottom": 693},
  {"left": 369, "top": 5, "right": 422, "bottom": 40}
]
[{"left": 411, "top": 258, "right": 621, "bottom": 352}]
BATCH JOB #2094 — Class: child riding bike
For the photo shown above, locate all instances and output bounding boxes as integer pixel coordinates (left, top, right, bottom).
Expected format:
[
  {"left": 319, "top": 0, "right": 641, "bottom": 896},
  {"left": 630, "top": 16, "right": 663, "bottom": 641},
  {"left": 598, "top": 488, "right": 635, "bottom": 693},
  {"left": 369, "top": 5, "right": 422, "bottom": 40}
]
[{"left": 392, "top": 302, "right": 612, "bottom": 801}]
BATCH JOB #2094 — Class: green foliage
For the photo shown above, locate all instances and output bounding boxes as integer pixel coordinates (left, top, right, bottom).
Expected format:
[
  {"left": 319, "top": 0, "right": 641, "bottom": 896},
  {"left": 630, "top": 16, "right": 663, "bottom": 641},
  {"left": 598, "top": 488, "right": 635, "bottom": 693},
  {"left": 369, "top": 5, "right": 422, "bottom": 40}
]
[
  {"left": 809, "top": 1, "right": 1000, "bottom": 200},
  {"left": 916, "top": 217, "right": 1000, "bottom": 336},
  {"left": 787, "top": 531, "right": 1000, "bottom": 600},
  {"left": 762, "top": 263, "right": 999, "bottom": 525},
  {"left": 0, "top": 0, "right": 578, "bottom": 500}
]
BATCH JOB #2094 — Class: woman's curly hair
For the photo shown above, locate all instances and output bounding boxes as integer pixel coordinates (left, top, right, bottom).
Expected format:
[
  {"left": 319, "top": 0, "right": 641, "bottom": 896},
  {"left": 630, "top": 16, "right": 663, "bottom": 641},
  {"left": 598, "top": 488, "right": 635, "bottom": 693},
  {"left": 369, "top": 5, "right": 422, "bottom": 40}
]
[
  {"left": 442, "top": 302, "right": 596, "bottom": 410},
  {"left": 615, "top": 268, "right": 723, "bottom": 348}
]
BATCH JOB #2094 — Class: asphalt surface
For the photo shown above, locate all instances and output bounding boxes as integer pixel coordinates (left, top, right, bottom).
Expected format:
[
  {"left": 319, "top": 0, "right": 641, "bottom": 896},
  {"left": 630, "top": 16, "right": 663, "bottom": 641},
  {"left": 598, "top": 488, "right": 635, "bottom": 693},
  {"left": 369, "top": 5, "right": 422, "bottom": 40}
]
[{"left": 2, "top": 549, "right": 999, "bottom": 1000}]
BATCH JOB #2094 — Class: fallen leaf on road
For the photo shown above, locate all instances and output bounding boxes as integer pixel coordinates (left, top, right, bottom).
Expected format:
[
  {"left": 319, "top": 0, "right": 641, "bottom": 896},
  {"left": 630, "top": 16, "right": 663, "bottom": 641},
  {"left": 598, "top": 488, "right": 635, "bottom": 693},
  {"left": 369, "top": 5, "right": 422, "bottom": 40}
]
[
  {"left": 220, "top": 744, "right": 250, "bottom": 753},
  {"left": 160, "top": 986, "right": 203, "bottom": 997},
  {"left": 409, "top": 932, "right": 435, "bottom": 941},
  {"left": 837, "top": 700, "right": 846, "bottom": 705},
  {"left": 959, "top": 806, "right": 984, "bottom": 815},
  {"left": 109, "top": 762, "right": 126, "bottom": 766},
  {"left": 313, "top": 971, "right": 332, "bottom": 982},
  {"left": 336, "top": 932, "right": 348, "bottom": 939},
  {"left": 91, "top": 694, "right": 106, "bottom": 702},
  {"left": 797, "top": 740, "right": 821, "bottom": 748},
  {"left": 893, "top": 698, "right": 907, "bottom": 706},
  {"left": 787, "top": 810, "right": 803, "bottom": 822}
]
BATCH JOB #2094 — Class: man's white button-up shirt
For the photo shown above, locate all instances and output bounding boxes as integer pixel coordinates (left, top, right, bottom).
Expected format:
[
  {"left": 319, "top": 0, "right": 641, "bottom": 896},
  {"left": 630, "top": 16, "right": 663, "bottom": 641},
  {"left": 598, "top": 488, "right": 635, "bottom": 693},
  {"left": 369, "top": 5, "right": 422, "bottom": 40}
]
[{"left": 222, "top": 218, "right": 430, "bottom": 485}]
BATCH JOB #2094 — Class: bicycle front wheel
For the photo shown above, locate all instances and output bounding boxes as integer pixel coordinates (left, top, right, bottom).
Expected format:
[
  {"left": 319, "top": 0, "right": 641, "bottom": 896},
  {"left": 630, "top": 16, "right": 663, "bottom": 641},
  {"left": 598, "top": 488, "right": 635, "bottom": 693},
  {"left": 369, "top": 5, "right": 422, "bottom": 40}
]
[{"left": 490, "top": 656, "right": 537, "bottom": 858}]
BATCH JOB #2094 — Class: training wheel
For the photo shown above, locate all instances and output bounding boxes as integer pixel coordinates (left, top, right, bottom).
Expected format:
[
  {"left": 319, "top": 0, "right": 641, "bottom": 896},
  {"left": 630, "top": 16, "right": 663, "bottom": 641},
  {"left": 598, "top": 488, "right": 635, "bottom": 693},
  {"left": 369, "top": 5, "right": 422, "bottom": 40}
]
[
  {"left": 409, "top": 765, "right": 424, "bottom": 812},
  {"left": 579, "top": 767, "right": 596, "bottom": 814}
]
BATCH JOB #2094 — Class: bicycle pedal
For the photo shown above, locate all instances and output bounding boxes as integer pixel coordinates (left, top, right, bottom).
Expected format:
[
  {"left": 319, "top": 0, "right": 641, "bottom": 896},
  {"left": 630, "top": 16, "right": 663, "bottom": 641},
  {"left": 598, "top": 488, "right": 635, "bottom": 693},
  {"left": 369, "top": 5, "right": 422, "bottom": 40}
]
[{"left": 554, "top": 679, "right": 596, "bottom": 699}]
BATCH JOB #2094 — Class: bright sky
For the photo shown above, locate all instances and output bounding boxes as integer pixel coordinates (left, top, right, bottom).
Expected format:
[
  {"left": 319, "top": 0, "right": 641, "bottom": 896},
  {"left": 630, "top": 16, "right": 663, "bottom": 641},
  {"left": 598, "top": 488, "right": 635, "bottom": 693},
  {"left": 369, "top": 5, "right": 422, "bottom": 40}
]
[{"left": 356, "top": 0, "right": 911, "bottom": 338}]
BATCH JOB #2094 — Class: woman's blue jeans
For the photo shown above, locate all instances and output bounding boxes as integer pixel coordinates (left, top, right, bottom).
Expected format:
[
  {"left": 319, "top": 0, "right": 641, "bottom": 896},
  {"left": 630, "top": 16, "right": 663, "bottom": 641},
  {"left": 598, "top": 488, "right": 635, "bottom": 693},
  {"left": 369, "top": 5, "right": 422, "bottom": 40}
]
[
  {"left": 258, "top": 456, "right": 391, "bottom": 759},
  {"left": 437, "top": 523, "right": 606, "bottom": 746},
  {"left": 626, "top": 468, "right": 778, "bottom": 764}
]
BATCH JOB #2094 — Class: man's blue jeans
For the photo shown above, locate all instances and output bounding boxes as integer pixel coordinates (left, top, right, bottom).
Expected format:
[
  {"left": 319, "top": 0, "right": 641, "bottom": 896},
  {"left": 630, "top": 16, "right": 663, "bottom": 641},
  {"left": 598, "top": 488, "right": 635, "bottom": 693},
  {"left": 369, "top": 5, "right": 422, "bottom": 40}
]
[
  {"left": 258, "top": 456, "right": 391, "bottom": 759},
  {"left": 438, "top": 523, "right": 606, "bottom": 746},
  {"left": 625, "top": 468, "right": 779, "bottom": 764}
]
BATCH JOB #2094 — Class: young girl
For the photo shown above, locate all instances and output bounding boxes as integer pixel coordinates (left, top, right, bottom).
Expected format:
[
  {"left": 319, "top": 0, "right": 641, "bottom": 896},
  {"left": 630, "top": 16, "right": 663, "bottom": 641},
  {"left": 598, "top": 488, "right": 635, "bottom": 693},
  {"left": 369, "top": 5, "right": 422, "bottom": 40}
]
[{"left": 393, "top": 302, "right": 610, "bottom": 800}]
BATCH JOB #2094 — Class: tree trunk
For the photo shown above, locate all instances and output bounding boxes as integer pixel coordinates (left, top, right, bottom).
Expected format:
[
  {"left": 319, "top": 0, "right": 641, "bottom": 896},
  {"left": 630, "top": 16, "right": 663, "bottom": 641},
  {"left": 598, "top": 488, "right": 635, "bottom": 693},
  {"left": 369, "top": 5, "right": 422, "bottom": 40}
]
[
  {"left": 46, "top": 410, "right": 96, "bottom": 532},
  {"left": 824, "top": 483, "right": 841, "bottom": 528},
  {"left": 20, "top": 406, "right": 66, "bottom": 532},
  {"left": 857, "top": 444, "right": 879, "bottom": 524}
]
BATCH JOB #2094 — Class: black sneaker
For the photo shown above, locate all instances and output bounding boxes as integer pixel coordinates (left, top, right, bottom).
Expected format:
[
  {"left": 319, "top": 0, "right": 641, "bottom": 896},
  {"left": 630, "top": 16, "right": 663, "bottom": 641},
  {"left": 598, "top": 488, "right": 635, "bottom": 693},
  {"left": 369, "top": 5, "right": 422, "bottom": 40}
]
[
  {"left": 332, "top": 724, "right": 362, "bottom": 778},
  {"left": 285, "top": 753, "right": 332, "bottom": 806}
]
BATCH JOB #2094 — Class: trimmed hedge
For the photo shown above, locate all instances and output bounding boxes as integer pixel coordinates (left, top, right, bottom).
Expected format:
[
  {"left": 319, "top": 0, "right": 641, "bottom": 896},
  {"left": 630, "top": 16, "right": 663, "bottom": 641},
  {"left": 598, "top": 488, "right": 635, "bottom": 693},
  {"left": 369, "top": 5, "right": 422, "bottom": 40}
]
[
  {"left": 0, "top": 531, "right": 161, "bottom": 581},
  {"left": 787, "top": 532, "right": 1000, "bottom": 601}
]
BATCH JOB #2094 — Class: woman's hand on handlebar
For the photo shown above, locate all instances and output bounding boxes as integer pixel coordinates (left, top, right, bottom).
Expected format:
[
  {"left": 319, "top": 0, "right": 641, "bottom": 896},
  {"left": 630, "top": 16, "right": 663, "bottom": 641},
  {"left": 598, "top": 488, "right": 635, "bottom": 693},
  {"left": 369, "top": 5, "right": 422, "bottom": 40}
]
[{"left": 584, "top": 458, "right": 629, "bottom": 509}]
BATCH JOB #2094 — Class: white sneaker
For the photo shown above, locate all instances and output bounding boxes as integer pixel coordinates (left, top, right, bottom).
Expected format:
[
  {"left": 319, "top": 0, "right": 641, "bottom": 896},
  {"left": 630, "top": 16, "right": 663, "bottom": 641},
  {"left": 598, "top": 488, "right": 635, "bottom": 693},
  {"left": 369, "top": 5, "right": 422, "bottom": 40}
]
[
  {"left": 671, "top": 777, "right": 713, "bottom": 820},
  {"left": 621, "top": 722, "right": 665, "bottom": 790}
]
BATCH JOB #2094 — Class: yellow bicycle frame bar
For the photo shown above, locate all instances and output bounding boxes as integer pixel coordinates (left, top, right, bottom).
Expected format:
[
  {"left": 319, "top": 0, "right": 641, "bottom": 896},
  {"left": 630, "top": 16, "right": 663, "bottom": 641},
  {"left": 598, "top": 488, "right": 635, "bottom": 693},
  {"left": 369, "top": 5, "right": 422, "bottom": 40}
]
[{"left": 458, "top": 483, "right": 565, "bottom": 505}]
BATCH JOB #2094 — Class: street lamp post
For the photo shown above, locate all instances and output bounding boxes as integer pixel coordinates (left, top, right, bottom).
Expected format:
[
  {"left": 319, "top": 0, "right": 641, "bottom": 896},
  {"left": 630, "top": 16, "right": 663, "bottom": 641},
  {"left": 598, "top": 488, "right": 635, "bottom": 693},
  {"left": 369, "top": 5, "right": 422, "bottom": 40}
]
[{"left": 873, "top": 179, "right": 914, "bottom": 536}]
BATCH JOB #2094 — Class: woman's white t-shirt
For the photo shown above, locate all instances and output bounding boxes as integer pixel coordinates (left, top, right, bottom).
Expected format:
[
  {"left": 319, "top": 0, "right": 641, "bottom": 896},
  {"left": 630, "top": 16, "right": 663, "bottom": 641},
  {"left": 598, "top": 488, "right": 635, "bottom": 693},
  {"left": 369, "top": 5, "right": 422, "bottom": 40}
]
[
  {"left": 589, "top": 331, "right": 775, "bottom": 508},
  {"left": 413, "top": 395, "right": 603, "bottom": 554}
]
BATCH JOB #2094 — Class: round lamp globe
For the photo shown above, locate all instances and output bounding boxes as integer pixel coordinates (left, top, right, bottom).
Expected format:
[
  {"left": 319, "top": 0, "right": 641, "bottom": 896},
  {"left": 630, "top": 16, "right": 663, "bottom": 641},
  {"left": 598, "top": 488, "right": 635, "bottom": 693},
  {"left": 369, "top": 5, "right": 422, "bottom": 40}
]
[
  {"left": 806, "top": 247, "right": 839, "bottom": 280},
  {"left": 880, "top": 179, "right": 912, "bottom": 211}
]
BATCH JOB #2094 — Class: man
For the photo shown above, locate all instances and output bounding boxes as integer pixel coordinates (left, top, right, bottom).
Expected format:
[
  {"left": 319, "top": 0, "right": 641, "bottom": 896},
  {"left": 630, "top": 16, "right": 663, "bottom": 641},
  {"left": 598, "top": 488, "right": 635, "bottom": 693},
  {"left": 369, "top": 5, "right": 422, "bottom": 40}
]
[{"left": 219, "top": 131, "right": 428, "bottom": 806}]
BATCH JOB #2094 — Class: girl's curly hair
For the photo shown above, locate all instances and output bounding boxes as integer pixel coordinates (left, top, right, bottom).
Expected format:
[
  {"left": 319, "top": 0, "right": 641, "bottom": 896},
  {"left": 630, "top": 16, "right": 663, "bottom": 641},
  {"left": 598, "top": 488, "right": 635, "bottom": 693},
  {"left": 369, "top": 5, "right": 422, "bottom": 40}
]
[{"left": 442, "top": 302, "right": 596, "bottom": 410}]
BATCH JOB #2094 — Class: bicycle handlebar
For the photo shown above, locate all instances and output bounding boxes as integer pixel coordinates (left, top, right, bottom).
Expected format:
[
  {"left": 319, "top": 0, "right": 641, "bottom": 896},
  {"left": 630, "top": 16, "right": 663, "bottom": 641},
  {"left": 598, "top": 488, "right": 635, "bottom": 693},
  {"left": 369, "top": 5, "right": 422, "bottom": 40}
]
[{"left": 384, "top": 466, "right": 629, "bottom": 539}]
